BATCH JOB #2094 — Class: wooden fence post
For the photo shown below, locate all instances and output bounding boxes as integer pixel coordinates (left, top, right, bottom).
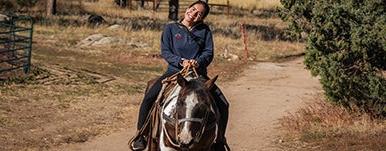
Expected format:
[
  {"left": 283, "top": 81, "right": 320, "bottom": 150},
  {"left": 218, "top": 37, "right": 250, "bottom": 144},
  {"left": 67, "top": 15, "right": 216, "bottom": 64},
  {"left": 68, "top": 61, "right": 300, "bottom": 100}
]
[
  {"left": 227, "top": 0, "right": 230, "bottom": 16},
  {"left": 46, "top": 0, "right": 57, "bottom": 16},
  {"left": 240, "top": 22, "right": 249, "bottom": 63}
]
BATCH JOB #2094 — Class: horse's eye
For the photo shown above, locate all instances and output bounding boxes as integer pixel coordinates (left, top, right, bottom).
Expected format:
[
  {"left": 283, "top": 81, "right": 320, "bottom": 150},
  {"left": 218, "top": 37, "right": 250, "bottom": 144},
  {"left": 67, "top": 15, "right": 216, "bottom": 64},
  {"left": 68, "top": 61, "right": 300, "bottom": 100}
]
[{"left": 193, "top": 106, "right": 207, "bottom": 117}]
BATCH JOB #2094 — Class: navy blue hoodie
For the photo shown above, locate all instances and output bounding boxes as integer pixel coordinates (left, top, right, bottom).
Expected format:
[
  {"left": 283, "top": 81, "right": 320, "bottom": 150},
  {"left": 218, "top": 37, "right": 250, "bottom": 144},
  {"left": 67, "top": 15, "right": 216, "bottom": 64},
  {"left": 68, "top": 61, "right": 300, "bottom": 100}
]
[{"left": 160, "top": 22, "right": 213, "bottom": 76}]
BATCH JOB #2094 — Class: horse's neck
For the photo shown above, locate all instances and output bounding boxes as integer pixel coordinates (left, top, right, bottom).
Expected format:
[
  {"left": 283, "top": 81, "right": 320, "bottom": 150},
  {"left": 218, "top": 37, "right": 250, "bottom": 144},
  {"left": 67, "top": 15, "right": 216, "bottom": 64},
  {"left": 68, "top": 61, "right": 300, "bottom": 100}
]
[
  {"left": 162, "top": 83, "right": 181, "bottom": 117},
  {"left": 161, "top": 75, "right": 198, "bottom": 117},
  {"left": 185, "top": 71, "right": 197, "bottom": 80}
]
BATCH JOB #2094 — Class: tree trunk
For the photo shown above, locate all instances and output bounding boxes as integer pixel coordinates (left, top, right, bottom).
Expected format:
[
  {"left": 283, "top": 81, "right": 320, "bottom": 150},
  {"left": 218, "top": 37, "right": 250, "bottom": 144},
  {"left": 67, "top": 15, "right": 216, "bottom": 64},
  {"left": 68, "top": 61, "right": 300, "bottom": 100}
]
[
  {"left": 168, "top": 0, "right": 179, "bottom": 21},
  {"left": 47, "top": 0, "right": 57, "bottom": 16}
]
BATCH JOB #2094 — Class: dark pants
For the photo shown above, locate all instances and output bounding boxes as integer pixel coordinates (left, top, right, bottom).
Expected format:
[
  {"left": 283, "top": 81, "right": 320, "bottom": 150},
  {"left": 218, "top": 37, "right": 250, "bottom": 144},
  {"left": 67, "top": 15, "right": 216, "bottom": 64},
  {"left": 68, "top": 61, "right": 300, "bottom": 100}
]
[
  {"left": 136, "top": 72, "right": 229, "bottom": 143},
  {"left": 137, "top": 70, "right": 176, "bottom": 129},
  {"left": 168, "top": 0, "right": 179, "bottom": 21}
]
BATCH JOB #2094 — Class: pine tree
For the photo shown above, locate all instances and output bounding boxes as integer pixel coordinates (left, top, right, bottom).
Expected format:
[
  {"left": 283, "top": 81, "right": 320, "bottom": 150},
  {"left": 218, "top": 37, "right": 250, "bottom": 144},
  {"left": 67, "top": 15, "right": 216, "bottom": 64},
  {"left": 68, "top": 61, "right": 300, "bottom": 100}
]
[{"left": 280, "top": 0, "right": 386, "bottom": 116}]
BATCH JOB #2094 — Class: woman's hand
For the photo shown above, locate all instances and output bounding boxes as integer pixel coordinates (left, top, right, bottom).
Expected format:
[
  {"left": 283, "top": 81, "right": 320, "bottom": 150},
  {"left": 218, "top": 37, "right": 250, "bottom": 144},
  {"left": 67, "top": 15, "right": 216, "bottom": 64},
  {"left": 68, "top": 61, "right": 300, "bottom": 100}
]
[
  {"left": 182, "top": 59, "right": 191, "bottom": 67},
  {"left": 181, "top": 59, "right": 199, "bottom": 68},
  {"left": 189, "top": 59, "right": 199, "bottom": 68}
]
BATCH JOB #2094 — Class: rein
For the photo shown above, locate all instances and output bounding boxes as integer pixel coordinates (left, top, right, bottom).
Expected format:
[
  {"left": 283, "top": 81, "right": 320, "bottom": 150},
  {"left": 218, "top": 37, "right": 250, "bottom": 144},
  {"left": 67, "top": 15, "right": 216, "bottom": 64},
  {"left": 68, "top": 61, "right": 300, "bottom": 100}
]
[
  {"left": 161, "top": 64, "right": 199, "bottom": 84},
  {"left": 162, "top": 109, "right": 216, "bottom": 148}
]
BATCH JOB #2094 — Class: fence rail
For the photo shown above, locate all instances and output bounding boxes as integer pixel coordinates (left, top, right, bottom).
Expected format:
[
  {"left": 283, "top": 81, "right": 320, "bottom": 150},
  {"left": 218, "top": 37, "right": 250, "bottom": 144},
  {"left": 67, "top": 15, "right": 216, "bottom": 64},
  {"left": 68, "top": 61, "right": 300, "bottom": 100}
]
[
  {"left": 127, "top": 0, "right": 230, "bottom": 15},
  {"left": 0, "top": 15, "right": 34, "bottom": 74}
]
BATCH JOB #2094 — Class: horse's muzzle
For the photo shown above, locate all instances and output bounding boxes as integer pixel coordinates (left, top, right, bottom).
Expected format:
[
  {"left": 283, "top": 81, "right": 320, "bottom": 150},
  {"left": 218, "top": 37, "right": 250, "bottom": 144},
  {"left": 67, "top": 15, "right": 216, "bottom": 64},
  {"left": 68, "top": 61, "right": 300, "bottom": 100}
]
[{"left": 179, "top": 139, "right": 194, "bottom": 150}]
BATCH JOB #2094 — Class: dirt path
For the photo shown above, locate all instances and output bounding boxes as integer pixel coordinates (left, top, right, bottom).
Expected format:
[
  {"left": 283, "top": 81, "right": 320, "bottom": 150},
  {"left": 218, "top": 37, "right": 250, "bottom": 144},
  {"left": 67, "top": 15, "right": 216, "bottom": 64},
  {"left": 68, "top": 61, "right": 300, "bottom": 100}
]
[{"left": 56, "top": 58, "right": 321, "bottom": 151}]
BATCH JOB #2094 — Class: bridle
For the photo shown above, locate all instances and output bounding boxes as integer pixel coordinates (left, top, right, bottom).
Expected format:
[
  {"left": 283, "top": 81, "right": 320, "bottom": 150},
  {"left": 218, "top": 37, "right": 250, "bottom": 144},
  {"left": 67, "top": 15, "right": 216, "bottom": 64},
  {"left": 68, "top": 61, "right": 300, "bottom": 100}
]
[{"left": 162, "top": 107, "right": 210, "bottom": 148}]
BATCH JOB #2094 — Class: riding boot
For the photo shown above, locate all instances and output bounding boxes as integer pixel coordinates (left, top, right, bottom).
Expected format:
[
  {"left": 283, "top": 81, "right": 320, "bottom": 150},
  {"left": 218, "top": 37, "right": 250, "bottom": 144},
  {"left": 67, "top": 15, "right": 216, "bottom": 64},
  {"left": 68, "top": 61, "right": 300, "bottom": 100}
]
[
  {"left": 131, "top": 135, "right": 147, "bottom": 151},
  {"left": 211, "top": 85, "right": 230, "bottom": 151},
  {"left": 131, "top": 79, "right": 162, "bottom": 151}
]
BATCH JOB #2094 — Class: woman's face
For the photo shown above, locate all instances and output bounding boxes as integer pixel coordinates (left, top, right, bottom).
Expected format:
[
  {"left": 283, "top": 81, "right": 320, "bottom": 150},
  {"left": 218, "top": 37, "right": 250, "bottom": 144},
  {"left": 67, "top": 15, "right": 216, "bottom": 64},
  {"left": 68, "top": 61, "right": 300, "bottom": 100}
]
[{"left": 184, "top": 3, "right": 206, "bottom": 24}]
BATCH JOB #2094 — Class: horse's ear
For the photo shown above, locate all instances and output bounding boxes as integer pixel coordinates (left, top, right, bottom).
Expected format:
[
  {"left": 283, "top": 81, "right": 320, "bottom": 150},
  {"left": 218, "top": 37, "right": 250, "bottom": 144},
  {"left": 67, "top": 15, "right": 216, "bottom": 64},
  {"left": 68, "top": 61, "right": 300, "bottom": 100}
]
[
  {"left": 205, "top": 75, "right": 218, "bottom": 89},
  {"left": 177, "top": 73, "right": 188, "bottom": 87}
]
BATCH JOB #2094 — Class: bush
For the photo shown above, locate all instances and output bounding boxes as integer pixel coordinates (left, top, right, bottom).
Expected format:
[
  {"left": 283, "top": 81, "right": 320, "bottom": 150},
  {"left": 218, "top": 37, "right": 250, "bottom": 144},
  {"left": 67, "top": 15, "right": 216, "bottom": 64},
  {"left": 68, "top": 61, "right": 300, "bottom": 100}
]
[
  {"left": 0, "top": 0, "right": 16, "bottom": 12},
  {"left": 16, "top": 0, "right": 39, "bottom": 7},
  {"left": 0, "top": 0, "right": 85, "bottom": 15},
  {"left": 280, "top": 0, "right": 386, "bottom": 116},
  {"left": 56, "top": 0, "right": 86, "bottom": 15},
  {"left": 114, "top": 0, "right": 127, "bottom": 7}
]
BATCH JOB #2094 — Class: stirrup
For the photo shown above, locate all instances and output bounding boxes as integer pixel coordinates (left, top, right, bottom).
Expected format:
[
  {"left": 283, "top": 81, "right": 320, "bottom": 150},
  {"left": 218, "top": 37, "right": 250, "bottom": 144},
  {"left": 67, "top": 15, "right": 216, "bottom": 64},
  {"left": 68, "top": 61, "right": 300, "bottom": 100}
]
[{"left": 130, "top": 136, "right": 147, "bottom": 151}]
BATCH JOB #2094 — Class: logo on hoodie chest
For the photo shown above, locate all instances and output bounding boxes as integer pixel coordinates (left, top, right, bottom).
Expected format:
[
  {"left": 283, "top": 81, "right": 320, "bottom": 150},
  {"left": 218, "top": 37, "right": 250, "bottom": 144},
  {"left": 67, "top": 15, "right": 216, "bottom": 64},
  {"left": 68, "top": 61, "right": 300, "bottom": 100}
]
[{"left": 175, "top": 33, "right": 183, "bottom": 40}]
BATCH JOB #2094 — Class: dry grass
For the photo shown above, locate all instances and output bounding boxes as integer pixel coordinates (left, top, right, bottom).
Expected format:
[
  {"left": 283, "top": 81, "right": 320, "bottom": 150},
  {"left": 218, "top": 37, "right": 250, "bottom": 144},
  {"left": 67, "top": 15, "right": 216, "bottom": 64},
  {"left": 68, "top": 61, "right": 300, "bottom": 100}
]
[
  {"left": 94, "top": 0, "right": 282, "bottom": 10},
  {"left": 0, "top": 83, "right": 139, "bottom": 150},
  {"left": 85, "top": 0, "right": 281, "bottom": 18},
  {"left": 279, "top": 96, "right": 386, "bottom": 151},
  {"left": 83, "top": 0, "right": 164, "bottom": 18},
  {"left": 210, "top": 0, "right": 282, "bottom": 9}
]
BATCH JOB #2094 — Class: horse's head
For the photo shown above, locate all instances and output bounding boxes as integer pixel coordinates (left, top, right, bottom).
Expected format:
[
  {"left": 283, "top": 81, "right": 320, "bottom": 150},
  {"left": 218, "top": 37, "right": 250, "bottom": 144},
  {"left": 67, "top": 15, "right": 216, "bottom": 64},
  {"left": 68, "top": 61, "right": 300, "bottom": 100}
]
[
  {"left": 168, "top": 73, "right": 218, "bottom": 149},
  {"left": 161, "top": 73, "right": 218, "bottom": 150}
]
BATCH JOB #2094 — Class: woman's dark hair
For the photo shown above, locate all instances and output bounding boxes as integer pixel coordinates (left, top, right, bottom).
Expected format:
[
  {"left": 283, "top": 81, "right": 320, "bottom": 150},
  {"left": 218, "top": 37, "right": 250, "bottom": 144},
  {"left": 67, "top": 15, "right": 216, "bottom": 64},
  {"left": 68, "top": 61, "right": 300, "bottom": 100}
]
[{"left": 188, "top": 1, "right": 210, "bottom": 19}]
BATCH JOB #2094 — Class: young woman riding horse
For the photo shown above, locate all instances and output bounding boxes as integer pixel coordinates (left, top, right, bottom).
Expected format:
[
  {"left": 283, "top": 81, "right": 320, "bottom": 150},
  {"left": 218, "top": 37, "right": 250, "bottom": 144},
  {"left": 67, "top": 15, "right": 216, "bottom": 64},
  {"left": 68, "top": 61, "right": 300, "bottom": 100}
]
[{"left": 131, "top": 1, "right": 229, "bottom": 150}]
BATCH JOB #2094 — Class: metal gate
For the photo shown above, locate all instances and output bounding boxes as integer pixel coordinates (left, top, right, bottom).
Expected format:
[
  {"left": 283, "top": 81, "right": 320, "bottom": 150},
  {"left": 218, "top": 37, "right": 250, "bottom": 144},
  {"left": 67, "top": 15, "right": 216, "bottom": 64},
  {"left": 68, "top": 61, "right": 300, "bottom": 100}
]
[{"left": 0, "top": 15, "right": 33, "bottom": 74}]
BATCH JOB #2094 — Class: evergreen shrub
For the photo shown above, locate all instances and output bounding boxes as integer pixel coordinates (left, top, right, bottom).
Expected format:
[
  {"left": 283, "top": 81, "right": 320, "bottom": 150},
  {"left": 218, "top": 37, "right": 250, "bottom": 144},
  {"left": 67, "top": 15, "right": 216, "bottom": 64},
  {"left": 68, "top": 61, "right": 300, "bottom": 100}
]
[{"left": 280, "top": 0, "right": 386, "bottom": 116}]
